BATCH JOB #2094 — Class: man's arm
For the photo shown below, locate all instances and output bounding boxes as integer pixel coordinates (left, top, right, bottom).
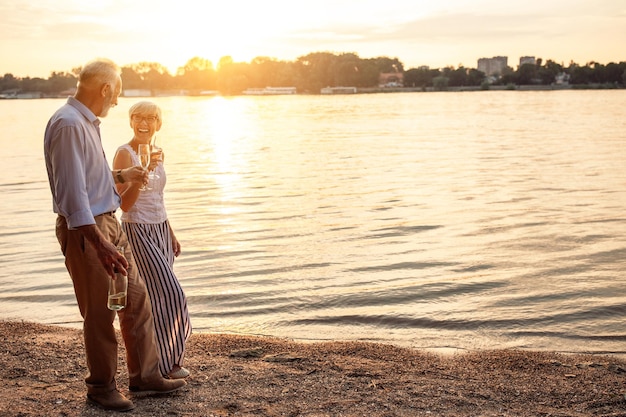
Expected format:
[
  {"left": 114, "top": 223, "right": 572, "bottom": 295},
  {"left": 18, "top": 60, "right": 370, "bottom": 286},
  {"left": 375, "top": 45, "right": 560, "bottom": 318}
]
[{"left": 112, "top": 166, "right": 149, "bottom": 185}]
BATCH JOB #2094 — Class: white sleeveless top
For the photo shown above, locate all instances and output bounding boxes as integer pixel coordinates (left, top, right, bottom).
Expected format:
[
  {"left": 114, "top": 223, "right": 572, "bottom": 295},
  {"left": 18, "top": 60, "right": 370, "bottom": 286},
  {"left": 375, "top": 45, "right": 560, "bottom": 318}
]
[{"left": 116, "top": 143, "right": 168, "bottom": 224}]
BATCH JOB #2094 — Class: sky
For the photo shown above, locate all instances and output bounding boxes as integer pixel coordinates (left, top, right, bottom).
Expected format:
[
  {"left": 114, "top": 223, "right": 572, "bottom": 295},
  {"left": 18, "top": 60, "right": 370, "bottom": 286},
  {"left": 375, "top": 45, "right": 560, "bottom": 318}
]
[{"left": 1, "top": 0, "right": 625, "bottom": 78}]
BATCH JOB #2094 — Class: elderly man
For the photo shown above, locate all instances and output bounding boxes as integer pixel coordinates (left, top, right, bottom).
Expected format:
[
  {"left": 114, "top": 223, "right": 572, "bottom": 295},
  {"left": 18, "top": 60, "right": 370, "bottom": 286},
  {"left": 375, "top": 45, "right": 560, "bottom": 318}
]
[{"left": 44, "top": 58, "right": 186, "bottom": 412}]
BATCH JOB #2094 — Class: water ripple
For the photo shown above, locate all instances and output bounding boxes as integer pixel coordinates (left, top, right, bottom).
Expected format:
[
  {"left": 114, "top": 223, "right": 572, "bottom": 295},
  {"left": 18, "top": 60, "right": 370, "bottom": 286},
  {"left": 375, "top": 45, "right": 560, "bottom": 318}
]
[{"left": 2, "top": 91, "right": 626, "bottom": 354}]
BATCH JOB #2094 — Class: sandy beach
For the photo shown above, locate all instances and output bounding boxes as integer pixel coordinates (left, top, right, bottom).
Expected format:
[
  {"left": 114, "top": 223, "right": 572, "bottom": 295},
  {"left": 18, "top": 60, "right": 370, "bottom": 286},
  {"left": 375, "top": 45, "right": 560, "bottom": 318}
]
[{"left": 2, "top": 320, "right": 626, "bottom": 416}]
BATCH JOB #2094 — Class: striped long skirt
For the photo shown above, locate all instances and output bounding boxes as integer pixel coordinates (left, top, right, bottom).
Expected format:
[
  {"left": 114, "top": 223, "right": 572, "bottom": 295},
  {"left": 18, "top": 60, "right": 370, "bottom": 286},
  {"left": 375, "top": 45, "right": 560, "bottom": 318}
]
[{"left": 122, "top": 220, "right": 191, "bottom": 376}]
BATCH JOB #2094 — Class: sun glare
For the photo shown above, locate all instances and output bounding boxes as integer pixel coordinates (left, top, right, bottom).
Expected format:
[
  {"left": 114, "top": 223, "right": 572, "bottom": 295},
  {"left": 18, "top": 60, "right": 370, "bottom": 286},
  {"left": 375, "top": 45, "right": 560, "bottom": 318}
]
[
  {"left": 141, "top": 1, "right": 447, "bottom": 73},
  {"left": 207, "top": 98, "right": 238, "bottom": 174},
  {"left": 201, "top": 97, "right": 260, "bottom": 196},
  {"left": 137, "top": 3, "right": 302, "bottom": 72}
]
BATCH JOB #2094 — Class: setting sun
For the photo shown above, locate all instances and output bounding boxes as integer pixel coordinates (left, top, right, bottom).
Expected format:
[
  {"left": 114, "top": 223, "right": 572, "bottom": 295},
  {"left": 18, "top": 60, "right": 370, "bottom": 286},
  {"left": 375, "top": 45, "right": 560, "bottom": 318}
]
[{"left": 1, "top": 0, "right": 624, "bottom": 78}]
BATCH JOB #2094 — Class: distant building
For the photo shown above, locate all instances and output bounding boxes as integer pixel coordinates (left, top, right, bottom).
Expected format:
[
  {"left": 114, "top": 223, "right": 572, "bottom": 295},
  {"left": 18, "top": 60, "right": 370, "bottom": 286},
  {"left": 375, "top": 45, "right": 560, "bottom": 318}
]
[
  {"left": 0, "top": 88, "right": 19, "bottom": 98},
  {"left": 123, "top": 89, "right": 152, "bottom": 97},
  {"left": 321, "top": 86, "right": 357, "bottom": 94},
  {"left": 378, "top": 72, "right": 404, "bottom": 87},
  {"left": 242, "top": 86, "right": 297, "bottom": 95},
  {"left": 477, "top": 56, "right": 508, "bottom": 76},
  {"left": 555, "top": 72, "right": 570, "bottom": 85},
  {"left": 519, "top": 56, "right": 536, "bottom": 67},
  {"left": 16, "top": 91, "right": 43, "bottom": 99}
]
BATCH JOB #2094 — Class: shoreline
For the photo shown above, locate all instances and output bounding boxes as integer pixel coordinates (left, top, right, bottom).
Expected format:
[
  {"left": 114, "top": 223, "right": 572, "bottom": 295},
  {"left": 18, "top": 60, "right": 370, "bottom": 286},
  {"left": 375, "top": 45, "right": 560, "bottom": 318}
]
[
  {"left": 2, "top": 83, "right": 623, "bottom": 100},
  {"left": 33, "top": 319, "right": 626, "bottom": 360},
  {"left": 21, "top": 318, "right": 626, "bottom": 362},
  {"left": 3, "top": 320, "right": 626, "bottom": 416}
]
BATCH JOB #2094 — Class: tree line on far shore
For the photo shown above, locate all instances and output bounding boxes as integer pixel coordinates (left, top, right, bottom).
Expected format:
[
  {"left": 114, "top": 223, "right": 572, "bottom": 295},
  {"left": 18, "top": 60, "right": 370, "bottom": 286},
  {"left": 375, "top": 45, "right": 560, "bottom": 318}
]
[{"left": 1, "top": 52, "right": 625, "bottom": 96}]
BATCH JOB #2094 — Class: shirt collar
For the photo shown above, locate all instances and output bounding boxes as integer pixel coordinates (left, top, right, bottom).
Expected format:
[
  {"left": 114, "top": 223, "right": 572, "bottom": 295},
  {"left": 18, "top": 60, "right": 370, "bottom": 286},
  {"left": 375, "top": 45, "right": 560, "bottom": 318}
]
[{"left": 67, "top": 96, "right": 101, "bottom": 128}]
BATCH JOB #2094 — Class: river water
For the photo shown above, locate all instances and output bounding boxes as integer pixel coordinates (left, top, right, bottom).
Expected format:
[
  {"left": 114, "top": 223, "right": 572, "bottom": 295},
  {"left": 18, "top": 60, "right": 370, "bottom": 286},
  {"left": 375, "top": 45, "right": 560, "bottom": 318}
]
[{"left": 1, "top": 90, "right": 625, "bottom": 355}]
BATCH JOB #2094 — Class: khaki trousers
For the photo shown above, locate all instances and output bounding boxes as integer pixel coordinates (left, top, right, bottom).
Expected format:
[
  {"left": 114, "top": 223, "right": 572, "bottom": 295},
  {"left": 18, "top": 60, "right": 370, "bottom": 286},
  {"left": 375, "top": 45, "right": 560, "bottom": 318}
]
[{"left": 56, "top": 213, "right": 162, "bottom": 394}]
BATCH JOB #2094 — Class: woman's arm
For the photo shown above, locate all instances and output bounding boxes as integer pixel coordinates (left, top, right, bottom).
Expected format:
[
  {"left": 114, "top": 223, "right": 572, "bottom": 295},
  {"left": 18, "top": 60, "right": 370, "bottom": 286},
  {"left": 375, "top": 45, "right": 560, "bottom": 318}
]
[{"left": 112, "top": 148, "right": 143, "bottom": 212}]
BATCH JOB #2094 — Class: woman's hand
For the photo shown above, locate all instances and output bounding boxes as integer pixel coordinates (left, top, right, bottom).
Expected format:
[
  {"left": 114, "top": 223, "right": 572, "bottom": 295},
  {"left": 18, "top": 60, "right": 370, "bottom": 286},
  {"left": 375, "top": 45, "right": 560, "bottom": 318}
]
[
  {"left": 170, "top": 226, "right": 181, "bottom": 257},
  {"left": 149, "top": 148, "right": 163, "bottom": 171},
  {"left": 172, "top": 236, "right": 181, "bottom": 257}
]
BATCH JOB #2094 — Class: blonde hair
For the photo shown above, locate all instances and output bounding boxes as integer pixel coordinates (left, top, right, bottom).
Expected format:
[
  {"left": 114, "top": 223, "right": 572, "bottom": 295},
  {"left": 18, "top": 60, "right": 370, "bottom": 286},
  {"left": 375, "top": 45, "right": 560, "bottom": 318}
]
[
  {"left": 77, "top": 58, "right": 121, "bottom": 89},
  {"left": 128, "top": 101, "right": 162, "bottom": 120}
]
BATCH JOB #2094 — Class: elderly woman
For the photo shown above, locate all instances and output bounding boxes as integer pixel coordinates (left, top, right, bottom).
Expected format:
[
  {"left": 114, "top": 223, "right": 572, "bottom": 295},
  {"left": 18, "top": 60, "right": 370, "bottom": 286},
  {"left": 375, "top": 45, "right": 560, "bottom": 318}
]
[{"left": 113, "top": 100, "right": 191, "bottom": 379}]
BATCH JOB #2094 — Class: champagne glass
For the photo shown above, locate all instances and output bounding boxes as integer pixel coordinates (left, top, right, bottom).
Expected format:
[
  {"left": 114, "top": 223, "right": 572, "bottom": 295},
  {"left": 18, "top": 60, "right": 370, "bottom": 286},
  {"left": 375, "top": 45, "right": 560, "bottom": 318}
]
[
  {"left": 138, "top": 144, "right": 151, "bottom": 191},
  {"left": 150, "top": 135, "right": 162, "bottom": 180}
]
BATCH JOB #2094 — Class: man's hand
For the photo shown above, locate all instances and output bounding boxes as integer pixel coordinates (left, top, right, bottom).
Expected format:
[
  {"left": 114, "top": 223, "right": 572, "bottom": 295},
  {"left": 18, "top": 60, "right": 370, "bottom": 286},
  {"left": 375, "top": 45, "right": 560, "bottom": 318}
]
[
  {"left": 77, "top": 224, "right": 128, "bottom": 277},
  {"left": 123, "top": 166, "right": 149, "bottom": 186},
  {"left": 99, "top": 240, "right": 129, "bottom": 277}
]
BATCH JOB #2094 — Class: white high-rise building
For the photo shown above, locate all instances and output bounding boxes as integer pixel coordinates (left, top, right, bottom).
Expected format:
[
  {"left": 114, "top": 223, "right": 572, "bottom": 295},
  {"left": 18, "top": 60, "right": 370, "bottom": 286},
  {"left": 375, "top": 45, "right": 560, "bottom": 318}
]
[{"left": 477, "top": 56, "right": 508, "bottom": 76}]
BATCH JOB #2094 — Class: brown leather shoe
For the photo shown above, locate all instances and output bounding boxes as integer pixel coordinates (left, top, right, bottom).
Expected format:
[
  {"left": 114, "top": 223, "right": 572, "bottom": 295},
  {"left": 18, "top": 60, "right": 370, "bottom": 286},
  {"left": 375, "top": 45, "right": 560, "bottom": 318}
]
[
  {"left": 87, "top": 390, "right": 135, "bottom": 411},
  {"left": 129, "top": 378, "right": 186, "bottom": 397}
]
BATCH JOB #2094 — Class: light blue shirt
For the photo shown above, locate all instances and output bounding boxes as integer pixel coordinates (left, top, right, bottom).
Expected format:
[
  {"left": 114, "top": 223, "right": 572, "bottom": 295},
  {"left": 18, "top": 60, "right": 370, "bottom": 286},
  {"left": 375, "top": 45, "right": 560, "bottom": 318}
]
[{"left": 44, "top": 97, "right": 121, "bottom": 229}]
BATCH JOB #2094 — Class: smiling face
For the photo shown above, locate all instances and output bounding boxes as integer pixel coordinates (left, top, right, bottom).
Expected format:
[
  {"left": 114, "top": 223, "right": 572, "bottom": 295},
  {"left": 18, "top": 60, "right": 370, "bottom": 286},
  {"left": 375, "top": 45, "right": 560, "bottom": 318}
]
[{"left": 128, "top": 101, "right": 162, "bottom": 144}]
